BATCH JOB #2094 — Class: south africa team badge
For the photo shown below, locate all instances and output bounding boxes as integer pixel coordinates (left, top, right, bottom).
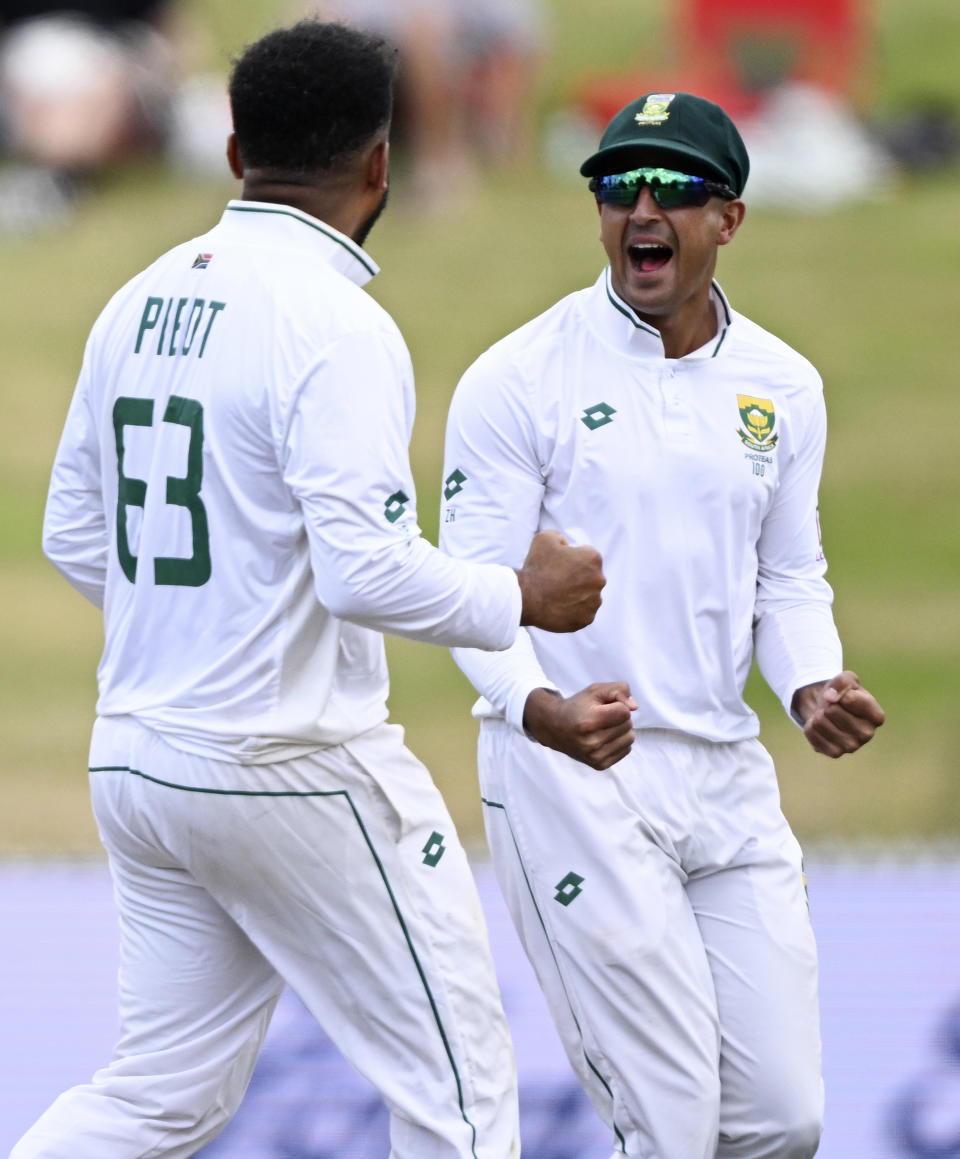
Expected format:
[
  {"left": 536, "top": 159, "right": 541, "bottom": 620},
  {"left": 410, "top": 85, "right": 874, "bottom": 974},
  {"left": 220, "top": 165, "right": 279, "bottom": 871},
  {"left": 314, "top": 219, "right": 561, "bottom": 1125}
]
[
  {"left": 736, "top": 395, "right": 779, "bottom": 450},
  {"left": 635, "top": 94, "right": 676, "bottom": 125}
]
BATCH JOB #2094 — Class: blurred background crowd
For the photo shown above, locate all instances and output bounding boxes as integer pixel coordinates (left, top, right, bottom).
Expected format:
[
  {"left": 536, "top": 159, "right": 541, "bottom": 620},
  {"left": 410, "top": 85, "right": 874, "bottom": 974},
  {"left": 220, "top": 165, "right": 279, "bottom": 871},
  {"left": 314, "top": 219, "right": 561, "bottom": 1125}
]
[
  {"left": 0, "top": 0, "right": 957, "bottom": 232},
  {"left": 0, "top": 0, "right": 548, "bottom": 228}
]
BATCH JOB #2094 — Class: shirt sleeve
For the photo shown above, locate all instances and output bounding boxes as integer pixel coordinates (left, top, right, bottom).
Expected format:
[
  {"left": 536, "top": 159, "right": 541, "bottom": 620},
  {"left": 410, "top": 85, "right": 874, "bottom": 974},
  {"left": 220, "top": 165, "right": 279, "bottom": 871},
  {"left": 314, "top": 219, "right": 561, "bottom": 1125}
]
[
  {"left": 753, "top": 383, "right": 843, "bottom": 721},
  {"left": 439, "top": 356, "right": 558, "bottom": 732},
  {"left": 281, "top": 327, "right": 521, "bottom": 651},
  {"left": 42, "top": 353, "right": 109, "bottom": 608}
]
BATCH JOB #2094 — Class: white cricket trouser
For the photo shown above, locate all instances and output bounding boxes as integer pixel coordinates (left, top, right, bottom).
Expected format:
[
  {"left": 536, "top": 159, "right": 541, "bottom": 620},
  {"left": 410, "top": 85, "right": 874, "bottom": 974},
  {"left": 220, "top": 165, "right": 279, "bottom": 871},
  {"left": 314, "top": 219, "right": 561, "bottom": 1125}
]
[
  {"left": 478, "top": 722, "right": 823, "bottom": 1159},
  {"left": 12, "top": 714, "right": 519, "bottom": 1159}
]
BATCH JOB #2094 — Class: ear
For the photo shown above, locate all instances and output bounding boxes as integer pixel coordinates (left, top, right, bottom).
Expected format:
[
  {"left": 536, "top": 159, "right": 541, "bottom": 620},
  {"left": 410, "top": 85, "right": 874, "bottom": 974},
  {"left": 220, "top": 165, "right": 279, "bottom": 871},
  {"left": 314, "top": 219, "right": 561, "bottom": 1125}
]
[
  {"left": 226, "top": 133, "right": 243, "bottom": 180},
  {"left": 717, "top": 198, "right": 746, "bottom": 246},
  {"left": 365, "top": 136, "right": 390, "bottom": 194}
]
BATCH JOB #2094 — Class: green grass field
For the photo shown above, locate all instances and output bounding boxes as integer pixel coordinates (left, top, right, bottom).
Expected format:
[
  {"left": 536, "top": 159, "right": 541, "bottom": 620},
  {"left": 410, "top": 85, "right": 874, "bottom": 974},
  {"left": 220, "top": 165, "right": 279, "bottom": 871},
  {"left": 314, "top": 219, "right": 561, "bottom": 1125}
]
[{"left": 2, "top": 0, "right": 959, "bottom": 854}]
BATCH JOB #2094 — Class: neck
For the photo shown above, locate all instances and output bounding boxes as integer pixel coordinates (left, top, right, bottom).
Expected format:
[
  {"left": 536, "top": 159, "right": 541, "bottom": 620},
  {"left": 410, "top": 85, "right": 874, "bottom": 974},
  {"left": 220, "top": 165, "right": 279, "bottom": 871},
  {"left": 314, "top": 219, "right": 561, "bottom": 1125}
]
[
  {"left": 239, "top": 177, "right": 357, "bottom": 241},
  {"left": 641, "top": 289, "right": 718, "bottom": 359}
]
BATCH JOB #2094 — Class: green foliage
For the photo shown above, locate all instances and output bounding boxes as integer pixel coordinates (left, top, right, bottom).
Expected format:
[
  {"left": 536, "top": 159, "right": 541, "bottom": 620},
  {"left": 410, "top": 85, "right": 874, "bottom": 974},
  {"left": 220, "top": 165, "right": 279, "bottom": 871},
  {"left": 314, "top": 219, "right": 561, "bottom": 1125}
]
[{"left": 2, "top": 0, "right": 959, "bottom": 852}]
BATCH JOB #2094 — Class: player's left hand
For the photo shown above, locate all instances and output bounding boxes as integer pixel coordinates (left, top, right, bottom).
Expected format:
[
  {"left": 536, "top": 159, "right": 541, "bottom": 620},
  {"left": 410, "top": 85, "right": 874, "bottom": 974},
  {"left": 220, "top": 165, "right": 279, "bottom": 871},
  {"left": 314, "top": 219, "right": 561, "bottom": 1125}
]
[
  {"left": 793, "top": 671, "right": 886, "bottom": 759},
  {"left": 523, "top": 682, "right": 637, "bottom": 770}
]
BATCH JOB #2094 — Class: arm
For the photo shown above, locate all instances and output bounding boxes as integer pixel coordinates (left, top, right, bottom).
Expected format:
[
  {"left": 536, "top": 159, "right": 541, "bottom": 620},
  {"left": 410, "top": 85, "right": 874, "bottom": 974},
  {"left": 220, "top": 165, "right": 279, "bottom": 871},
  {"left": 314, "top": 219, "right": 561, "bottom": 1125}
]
[
  {"left": 754, "top": 385, "right": 884, "bottom": 753},
  {"left": 440, "top": 351, "right": 634, "bottom": 766},
  {"left": 753, "top": 387, "right": 843, "bottom": 717},
  {"left": 42, "top": 356, "right": 108, "bottom": 607},
  {"left": 282, "top": 329, "right": 602, "bottom": 651},
  {"left": 440, "top": 349, "right": 565, "bottom": 721}
]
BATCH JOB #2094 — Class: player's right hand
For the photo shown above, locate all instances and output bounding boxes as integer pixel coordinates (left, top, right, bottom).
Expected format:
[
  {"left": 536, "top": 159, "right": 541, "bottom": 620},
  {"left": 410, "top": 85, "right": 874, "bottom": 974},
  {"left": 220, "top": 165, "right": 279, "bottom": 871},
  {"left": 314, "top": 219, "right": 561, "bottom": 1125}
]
[
  {"left": 516, "top": 530, "right": 605, "bottom": 633},
  {"left": 523, "top": 683, "right": 637, "bottom": 770},
  {"left": 795, "top": 670, "right": 886, "bottom": 758}
]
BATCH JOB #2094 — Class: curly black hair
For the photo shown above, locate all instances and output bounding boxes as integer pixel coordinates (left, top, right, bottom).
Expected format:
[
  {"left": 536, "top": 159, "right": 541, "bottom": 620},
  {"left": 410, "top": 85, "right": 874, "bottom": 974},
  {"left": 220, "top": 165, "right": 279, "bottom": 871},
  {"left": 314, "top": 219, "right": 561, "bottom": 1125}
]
[{"left": 229, "top": 20, "right": 398, "bottom": 176}]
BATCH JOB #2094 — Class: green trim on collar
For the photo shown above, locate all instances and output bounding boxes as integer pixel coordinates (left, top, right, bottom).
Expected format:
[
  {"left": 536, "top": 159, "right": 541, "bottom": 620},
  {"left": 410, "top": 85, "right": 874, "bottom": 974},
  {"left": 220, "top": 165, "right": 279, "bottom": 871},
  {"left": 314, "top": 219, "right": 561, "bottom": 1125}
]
[
  {"left": 604, "top": 269, "right": 660, "bottom": 336},
  {"left": 709, "top": 281, "right": 731, "bottom": 356},
  {"left": 604, "top": 268, "right": 733, "bottom": 356},
  {"left": 225, "top": 203, "right": 377, "bottom": 277},
  {"left": 712, "top": 279, "right": 732, "bottom": 326}
]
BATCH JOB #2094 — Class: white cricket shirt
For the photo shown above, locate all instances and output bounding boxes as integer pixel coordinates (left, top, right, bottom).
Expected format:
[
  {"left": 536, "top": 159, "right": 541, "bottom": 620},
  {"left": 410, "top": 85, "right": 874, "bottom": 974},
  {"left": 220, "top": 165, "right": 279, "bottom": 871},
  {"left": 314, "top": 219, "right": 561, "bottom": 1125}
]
[
  {"left": 440, "top": 269, "right": 843, "bottom": 743},
  {"left": 43, "top": 200, "right": 521, "bottom": 762}
]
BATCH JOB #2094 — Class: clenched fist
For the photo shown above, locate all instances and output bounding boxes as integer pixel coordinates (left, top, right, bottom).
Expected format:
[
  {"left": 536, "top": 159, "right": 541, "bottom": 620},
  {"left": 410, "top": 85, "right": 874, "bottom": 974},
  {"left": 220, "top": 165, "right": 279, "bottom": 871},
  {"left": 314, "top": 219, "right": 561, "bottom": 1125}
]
[
  {"left": 516, "top": 530, "right": 605, "bottom": 633},
  {"left": 793, "top": 670, "right": 886, "bottom": 759},
  {"left": 524, "top": 683, "right": 637, "bottom": 769}
]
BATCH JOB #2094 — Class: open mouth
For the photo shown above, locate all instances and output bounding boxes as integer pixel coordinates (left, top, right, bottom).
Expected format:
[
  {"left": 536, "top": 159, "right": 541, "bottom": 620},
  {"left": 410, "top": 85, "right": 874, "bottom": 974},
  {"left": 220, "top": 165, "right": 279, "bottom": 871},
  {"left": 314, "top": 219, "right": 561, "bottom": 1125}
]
[{"left": 628, "top": 242, "right": 673, "bottom": 273}]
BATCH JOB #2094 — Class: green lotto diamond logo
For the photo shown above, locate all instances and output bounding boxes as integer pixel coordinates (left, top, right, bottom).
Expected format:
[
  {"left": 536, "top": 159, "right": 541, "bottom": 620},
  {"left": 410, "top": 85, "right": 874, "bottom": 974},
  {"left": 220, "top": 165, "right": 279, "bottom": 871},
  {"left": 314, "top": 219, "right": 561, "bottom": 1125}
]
[
  {"left": 444, "top": 468, "right": 467, "bottom": 501},
  {"left": 554, "top": 871, "right": 584, "bottom": 906},
  {"left": 422, "top": 831, "right": 446, "bottom": 867},
  {"left": 384, "top": 489, "right": 409, "bottom": 524},
  {"left": 581, "top": 402, "right": 616, "bottom": 430}
]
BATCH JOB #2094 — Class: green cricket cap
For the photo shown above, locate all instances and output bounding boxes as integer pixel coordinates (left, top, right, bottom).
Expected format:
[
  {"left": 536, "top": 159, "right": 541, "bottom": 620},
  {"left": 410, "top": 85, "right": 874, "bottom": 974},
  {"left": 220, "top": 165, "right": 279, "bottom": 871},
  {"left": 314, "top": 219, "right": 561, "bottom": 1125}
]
[{"left": 579, "top": 92, "right": 750, "bottom": 196}]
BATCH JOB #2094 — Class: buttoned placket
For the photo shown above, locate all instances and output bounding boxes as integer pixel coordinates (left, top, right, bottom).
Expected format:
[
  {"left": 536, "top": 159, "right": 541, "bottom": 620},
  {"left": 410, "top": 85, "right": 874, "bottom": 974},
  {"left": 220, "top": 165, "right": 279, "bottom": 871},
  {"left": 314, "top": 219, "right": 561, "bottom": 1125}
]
[{"left": 659, "top": 361, "right": 695, "bottom": 444}]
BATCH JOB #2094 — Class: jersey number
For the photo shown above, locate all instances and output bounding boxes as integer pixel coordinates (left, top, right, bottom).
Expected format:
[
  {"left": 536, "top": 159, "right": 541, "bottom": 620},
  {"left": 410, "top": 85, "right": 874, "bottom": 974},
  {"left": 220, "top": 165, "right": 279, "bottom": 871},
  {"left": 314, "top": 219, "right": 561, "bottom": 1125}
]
[{"left": 113, "top": 395, "right": 211, "bottom": 586}]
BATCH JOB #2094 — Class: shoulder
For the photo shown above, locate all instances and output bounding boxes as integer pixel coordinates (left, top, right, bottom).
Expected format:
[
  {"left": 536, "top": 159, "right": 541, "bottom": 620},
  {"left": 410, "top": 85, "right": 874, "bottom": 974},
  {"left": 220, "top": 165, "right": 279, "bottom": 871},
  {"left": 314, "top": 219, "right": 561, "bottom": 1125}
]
[
  {"left": 82, "top": 240, "right": 201, "bottom": 350},
  {"left": 456, "top": 287, "right": 589, "bottom": 396},
  {"left": 270, "top": 259, "right": 409, "bottom": 364},
  {"left": 446, "top": 290, "right": 591, "bottom": 463},
  {"left": 725, "top": 308, "right": 824, "bottom": 394}
]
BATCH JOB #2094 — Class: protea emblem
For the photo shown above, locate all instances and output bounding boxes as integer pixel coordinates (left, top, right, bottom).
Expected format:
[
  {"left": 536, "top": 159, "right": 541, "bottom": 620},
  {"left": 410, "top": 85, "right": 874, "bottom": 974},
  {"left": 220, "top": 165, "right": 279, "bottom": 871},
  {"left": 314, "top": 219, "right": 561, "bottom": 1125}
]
[
  {"left": 736, "top": 395, "right": 778, "bottom": 450},
  {"left": 635, "top": 94, "right": 676, "bottom": 125}
]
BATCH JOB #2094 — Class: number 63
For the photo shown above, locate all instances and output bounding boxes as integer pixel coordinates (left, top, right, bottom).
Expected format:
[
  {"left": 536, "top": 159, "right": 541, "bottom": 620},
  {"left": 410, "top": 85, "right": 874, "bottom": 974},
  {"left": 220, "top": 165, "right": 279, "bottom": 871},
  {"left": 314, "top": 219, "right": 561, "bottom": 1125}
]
[{"left": 112, "top": 395, "right": 211, "bottom": 587}]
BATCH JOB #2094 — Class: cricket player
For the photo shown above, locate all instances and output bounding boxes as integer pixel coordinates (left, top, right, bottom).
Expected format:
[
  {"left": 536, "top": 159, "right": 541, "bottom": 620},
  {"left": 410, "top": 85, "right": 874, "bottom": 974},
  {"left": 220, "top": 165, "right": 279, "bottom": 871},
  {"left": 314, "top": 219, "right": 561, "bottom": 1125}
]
[
  {"left": 439, "top": 92, "right": 885, "bottom": 1157},
  {"left": 16, "top": 22, "right": 607, "bottom": 1159}
]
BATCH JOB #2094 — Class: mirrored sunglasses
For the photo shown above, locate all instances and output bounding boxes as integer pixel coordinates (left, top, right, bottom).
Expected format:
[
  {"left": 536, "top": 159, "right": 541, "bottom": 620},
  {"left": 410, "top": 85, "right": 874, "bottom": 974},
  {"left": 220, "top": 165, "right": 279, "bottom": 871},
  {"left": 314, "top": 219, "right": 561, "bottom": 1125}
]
[{"left": 589, "top": 166, "right": 737, "bottom": 209}]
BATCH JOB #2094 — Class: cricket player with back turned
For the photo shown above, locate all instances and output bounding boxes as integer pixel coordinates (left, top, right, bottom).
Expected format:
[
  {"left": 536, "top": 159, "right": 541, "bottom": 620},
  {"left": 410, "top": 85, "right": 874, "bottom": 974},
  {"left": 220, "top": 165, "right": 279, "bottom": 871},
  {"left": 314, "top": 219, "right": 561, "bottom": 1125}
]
[
  {"left": 440, "top": 91, "right": 886, "bottom": 1158},
  {"left": 17, "top": 20, "right": 608, "bottom": 1159}
]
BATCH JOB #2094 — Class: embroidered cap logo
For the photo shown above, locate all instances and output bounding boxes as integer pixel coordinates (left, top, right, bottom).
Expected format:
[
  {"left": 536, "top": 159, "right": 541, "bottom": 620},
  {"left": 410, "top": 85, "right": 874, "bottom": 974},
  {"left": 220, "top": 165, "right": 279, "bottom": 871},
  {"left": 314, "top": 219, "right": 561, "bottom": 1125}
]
[{"left": 634, "top": 94, "right": 676, "bottom": 126}]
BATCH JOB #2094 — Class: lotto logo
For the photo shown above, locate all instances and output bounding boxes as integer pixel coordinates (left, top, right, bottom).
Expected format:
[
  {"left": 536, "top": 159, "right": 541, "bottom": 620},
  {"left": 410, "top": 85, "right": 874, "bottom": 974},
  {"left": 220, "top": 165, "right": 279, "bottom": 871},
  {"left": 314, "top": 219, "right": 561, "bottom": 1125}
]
[
  {"left": 443, "top": 468, "right": 467, "bottom": 500},
  {"left": 581, "top": 403, "right": 616, "bottom": 430},
  {"left": 384, "top": 490, "right": 409, "bottom": 524},
  {"left": 421, "top": 832, "right": 446, "bottom": 867},
  {"left": 554, "top": 872, "right": 584, "bottom": 906}
]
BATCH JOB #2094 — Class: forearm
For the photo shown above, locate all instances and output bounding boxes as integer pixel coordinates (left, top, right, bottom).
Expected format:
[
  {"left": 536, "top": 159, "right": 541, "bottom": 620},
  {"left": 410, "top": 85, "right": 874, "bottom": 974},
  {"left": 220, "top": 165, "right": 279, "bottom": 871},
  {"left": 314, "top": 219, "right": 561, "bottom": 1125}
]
[
  {"left": 43, "top": 381, "right": 108, "bottom": 607},
  {"left": 452, "top": 628, "right": 557, "bottom": 730},
  {"left": 755, "top": 601, "right": 843, "bottom": 722},
  {"left": 315, "top": 531, "right": 523, "bottom": 651},
  {"left": 42, "top": 536, "right": 107, "bottom": 607},
  {"left": 791, "top": 679, "right": 829, "bottom": 726}
]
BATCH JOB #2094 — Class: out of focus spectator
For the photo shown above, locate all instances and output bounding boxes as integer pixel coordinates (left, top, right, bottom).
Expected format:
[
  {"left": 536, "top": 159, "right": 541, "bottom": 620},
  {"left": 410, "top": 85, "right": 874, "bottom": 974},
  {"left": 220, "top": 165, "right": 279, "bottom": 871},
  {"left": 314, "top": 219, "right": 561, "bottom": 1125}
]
[
  {"left": 550, "top": 0, "right": 904, "bottom": 212},
  {"left": 453, "top": 0, "right": 545, "bottom": 165},
  {"left": 0, "top": 0, "right": 198, "bottom": 232},
  {"left": 305, "top": 0, "right": 548, "bottom": 210}
]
